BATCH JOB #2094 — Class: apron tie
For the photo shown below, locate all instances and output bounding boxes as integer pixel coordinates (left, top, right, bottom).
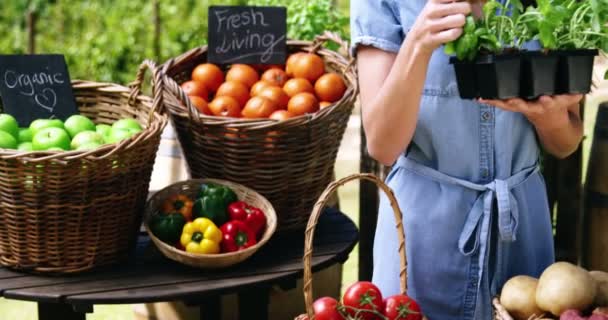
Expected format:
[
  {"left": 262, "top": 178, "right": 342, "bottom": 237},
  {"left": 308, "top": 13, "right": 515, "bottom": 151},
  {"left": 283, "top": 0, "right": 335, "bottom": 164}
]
[{"left": 395, "top": 156, "right": 538, "bottom": 257}]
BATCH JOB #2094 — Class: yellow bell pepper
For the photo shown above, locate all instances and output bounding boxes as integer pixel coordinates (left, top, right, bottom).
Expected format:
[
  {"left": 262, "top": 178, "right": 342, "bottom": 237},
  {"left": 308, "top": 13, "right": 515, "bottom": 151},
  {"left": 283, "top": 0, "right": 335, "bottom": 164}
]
[{"left": 180, "top": 218, "right": 223, "bottom": 254}]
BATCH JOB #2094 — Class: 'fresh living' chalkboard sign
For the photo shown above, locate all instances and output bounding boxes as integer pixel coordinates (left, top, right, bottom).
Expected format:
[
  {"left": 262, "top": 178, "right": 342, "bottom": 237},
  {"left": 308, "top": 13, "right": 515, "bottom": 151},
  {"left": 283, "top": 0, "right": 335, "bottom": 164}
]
[
  {"left": 0, "top": 55, "right": 78, "bottom": 126},
  {"left": 208, "top": 6, "right": 287, "bottom": 65}
]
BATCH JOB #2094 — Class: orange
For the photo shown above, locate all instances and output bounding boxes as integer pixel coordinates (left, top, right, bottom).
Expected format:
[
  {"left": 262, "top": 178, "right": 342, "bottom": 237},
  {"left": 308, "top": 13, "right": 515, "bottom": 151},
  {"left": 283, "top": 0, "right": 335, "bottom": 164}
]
[
  {"left": 226, "top": 64, "right": 259, "bottom": 88},
  {"left": 216, "top": 81, "right": 250, "bottom": 108},
  {"left": 191, "top": 63, "right": 224, "bottom": 92},
  {"left": 208, "top": 96, "right": 241, "bottom": 118},
  {"left": 189, "top": 96, "right": 211, "bottom": 115},
  {"left": 286, "top": 52, "right": 305, "bottom": 77},
  {"left": 283, "top": 78, "right": 314, "bottom": 98},
  {"left": 180, "top": 81, "right": 208, "bottom": 100},
  {"left": 315, "top": 73, "right": 347, "bottom": 103},
  {"left": 291, "top": 53, "right": 325, "bottom": 83},
  {"left": 261, "top": 68, "right": 289, "bottom": 87},
  {"left": 242, "top": 96, "right": 278, "bottom": 119},
  {"left": 320, "top": 101, "right": 332, "bottom": 109},
  {"left": 269, "top": 110, "right": 294, "bottom": 121},
  {"left": 251, "top": 80, "right": 274, "bottom": 96},
  {"left": 257, "top": 86, "right": 289, "bottom": 110},
  {"left": 288, "top": 92, "right": 319, "bottom": 116}
]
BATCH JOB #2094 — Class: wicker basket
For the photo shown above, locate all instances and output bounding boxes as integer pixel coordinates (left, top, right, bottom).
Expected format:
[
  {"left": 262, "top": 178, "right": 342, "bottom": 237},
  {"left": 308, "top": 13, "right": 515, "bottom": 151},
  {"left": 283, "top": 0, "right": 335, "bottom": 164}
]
[
  {"left": 493, "top": 298, "right": 547, "bottom": 320},
  {"left": 158, "top": 31, "right": 357, "bottom": 233},
  {"left": 0, "top": 60, "right": 168, "bottom": 274},
  {"left": 143, "top": 178, "right": 277, "bottom": 268},
  {"left": 296, "top": 173, "right": 415, "bottom": 320}
]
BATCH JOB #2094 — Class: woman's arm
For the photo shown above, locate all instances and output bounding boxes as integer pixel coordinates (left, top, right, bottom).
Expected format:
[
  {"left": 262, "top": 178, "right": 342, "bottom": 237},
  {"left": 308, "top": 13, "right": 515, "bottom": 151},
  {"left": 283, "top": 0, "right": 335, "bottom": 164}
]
[
  {"left": 358, "top": 0, "right": 472, "bottom": 166},
  {"left": 482, "top": 95, "right": 584, "bottom": 159}
]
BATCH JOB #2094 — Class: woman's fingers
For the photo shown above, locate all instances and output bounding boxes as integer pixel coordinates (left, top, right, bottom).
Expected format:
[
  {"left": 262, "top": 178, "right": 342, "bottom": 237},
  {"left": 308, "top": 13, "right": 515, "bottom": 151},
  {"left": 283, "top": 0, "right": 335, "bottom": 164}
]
[
  {"left": 433, "top": 28, "right": 464, "bottom": 44},
  {"left": 430, "top": 13, "right": 467, "bottom": 32},
  {"left": 430, "top": 1, "right": 473, "bottom": 18}
]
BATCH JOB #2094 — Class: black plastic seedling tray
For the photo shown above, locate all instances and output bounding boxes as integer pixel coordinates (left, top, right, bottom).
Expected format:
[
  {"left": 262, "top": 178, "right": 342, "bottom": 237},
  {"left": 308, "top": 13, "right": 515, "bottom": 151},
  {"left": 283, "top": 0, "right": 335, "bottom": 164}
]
[
  {"left": 450, "top": 49, "right": 598, "bottom": 100},
  {"left": 555, "top": 49, "right": 598, "bottom": 95}
]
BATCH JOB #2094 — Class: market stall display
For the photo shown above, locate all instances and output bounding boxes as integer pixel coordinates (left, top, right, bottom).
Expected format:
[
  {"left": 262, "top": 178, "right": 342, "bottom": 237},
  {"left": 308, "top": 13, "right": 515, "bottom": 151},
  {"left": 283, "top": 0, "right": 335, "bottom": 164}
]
[
  {"left": 0, "top": 60, "right": 168, "bottom": 273},
  {"left": 144, "top": 178, "right": 277, "bottom": 268},
  {"left": 159, "top": 31, "right": 357, "bottom": 233}
]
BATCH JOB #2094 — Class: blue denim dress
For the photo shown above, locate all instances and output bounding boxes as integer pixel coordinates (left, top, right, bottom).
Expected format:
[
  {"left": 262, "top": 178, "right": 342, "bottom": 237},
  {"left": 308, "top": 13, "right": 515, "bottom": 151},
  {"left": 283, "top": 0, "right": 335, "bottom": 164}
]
[{"left": 351, "top": 1, "right": 555, "bottom": 319}]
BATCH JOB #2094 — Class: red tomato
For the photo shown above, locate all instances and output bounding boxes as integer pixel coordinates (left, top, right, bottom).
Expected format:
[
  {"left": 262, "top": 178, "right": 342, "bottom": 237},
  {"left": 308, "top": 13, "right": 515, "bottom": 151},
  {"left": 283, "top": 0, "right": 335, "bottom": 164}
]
[
  {"left": 383, "top": 295, "right": 422, "bottom": 320},
  {"left": 313, "top": 297, "right": 344, "bottom": 320},
  {"left": 342, "top": 281, "right": 384, "bottom": 320}
]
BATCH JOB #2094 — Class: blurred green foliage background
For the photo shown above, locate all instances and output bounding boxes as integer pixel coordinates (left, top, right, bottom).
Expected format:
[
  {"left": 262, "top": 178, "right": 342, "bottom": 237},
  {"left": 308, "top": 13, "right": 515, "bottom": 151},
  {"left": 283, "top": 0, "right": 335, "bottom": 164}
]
[{"left": 0, "top": 0, "right": 349, "bottom": 85}]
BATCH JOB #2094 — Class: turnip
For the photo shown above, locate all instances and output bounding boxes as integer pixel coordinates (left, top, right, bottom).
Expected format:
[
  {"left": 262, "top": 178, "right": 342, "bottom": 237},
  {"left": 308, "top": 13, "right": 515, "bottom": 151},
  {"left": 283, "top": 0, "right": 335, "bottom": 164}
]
[
  {"left": 590, "top": 271, "right": 608, "bottom": 307},
  {"left": 500, "top": 275, "right": 545, "bottom": 320},
  {"left": 536, "top": 262, "right": 597, "bottom": 316}
]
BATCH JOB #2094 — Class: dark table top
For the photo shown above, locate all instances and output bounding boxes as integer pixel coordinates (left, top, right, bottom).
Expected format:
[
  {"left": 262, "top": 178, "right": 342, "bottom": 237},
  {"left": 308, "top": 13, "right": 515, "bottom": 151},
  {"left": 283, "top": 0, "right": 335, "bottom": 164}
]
[{"left": 0, "top": 208, "right": 358, "bottom": 308}]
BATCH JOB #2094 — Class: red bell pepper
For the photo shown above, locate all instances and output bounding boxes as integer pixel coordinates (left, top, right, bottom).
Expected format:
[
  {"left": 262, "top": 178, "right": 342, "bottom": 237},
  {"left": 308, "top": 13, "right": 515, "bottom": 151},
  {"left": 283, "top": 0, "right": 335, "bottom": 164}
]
[
  {"left": 227, "top": 201, "right": 267, "bottom": 238},
  {"left": 220, "top": 220, "right": 257, "bottom": 253}
]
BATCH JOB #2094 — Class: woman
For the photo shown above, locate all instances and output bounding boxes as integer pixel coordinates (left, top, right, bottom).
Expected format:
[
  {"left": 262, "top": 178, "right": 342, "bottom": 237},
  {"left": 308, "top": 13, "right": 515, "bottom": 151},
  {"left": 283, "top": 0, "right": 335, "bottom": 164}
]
[{"left": 350, "top": 0, "right": 583, "bottom": 319}]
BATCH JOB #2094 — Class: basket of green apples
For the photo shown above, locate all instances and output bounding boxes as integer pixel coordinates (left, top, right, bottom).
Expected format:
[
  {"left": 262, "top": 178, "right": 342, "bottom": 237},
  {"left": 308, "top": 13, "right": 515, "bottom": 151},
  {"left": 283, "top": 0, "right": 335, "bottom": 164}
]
[{"left": 0, "top": 60, "right": 168, "bottom": 274}]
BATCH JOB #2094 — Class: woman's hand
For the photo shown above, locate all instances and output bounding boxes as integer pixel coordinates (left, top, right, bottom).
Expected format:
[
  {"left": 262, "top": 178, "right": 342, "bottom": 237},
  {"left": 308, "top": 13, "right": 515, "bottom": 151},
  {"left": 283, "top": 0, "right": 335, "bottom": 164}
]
[
  {"left": 481, "top": 95, "right": 584, "bottom": 159},
  {"left": 410, "top": 0, "right": 472, "bottom": 56}
]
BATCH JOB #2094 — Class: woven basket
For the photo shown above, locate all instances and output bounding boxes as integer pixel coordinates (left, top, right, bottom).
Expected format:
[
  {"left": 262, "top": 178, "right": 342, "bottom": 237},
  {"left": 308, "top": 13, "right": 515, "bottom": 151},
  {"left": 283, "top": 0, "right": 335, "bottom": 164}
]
[
  {"left": 493, "top": 298, "right": 547, "bottom": 320},
  {"left": 0, "top": 60, "right": 168, "bottom": 274},
  {"left": 158, "top": 31, "right": 357, "bottom": 233},
  {"left": 143, "top": 178, "right": 277, "bottom": 268},
  {"left": 296, "top": 173, "right": 420, "bottom": 320}
]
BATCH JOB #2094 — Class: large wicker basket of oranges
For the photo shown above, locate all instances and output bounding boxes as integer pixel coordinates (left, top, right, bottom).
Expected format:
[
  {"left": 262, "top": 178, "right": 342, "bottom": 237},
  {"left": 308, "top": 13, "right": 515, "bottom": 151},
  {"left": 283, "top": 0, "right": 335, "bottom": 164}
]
[{"left": 158, "top": 32, "right": 357, "bottom": 233}]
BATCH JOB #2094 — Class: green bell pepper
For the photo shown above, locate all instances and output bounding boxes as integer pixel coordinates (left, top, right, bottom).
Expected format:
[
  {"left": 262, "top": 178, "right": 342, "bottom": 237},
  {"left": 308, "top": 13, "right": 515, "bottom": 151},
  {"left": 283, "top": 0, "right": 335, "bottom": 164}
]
[
  {"left": 149, "top": 213, "right": 186, "bottom": 244},
  {"left": 192, "top": 183, "right": 238, "bottom": 226}
]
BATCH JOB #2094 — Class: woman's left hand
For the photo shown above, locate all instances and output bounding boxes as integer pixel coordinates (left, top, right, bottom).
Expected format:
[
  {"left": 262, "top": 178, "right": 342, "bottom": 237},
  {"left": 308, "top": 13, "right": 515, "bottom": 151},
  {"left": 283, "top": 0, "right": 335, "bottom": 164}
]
[
  {"left": 480, "top": 94, "right": 584, "bottom": 159},
  {"left": 480, "top": 94, "right": 583, "bottom": 130}
]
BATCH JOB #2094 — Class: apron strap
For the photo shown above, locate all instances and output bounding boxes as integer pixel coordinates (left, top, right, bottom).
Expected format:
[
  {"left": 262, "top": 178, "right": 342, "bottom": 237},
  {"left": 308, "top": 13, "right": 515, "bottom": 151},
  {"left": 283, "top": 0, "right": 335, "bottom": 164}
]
[{"left": 395, "top": 156, "right": 538, "bottom": 256}]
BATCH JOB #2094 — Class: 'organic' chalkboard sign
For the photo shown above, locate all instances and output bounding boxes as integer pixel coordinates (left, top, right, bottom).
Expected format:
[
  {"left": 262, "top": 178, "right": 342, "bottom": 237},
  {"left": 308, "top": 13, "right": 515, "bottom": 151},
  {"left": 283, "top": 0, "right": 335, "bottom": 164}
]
[
  {"left": 208, "top": 6, "right": 287, "bottom": 65},
  {"left": 0, "top": 54, "right": 78, "bottom": 126}
]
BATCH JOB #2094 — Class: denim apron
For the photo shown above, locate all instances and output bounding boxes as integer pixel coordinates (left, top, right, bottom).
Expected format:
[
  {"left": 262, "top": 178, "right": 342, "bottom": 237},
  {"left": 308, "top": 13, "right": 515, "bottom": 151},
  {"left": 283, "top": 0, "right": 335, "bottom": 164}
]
[{"left": 351, "top": 1, "right": 555, "bottom": 319}]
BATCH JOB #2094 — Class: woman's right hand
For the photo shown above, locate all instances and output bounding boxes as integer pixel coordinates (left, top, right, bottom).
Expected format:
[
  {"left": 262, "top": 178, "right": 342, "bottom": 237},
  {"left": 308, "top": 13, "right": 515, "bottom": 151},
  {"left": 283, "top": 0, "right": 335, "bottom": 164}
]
[{"left": 410, "top": 0, "right": 472, "bottom": 56}]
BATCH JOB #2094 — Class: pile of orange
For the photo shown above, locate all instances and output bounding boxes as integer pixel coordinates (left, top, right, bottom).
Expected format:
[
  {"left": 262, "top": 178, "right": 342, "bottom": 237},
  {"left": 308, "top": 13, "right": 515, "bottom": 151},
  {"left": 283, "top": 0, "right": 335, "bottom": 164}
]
[{"left": 180, "top": 52, "right": 347, "bottom": 121}]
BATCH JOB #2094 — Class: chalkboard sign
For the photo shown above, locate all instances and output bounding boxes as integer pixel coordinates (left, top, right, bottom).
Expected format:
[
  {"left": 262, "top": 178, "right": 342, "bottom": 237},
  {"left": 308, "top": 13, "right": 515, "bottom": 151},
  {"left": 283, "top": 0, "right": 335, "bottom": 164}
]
[
  {"left": 0, "top": 54, "right": 78, "bottom": 126},
  {"left": 208, "top": 6, "right": 287, "bottom": 65}
]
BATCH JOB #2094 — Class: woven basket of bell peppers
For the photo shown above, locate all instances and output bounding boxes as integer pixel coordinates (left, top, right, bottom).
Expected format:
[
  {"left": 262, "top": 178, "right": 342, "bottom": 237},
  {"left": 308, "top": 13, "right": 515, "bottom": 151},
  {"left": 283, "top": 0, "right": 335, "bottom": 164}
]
[
  {"left": 295, "top": 174, "right": 428, "bottom": 320},
  {"left": 157, "top": 31, "right": 357, "bottom": 234},
  {"left": 143, "top": 178, "right": 277, "bottom": 268},
  {"left": 446, "top": 0, "right": 607, "bottom": 100},
  {"left": 0, "top": 61, "right": 168, "bottom": 274}
]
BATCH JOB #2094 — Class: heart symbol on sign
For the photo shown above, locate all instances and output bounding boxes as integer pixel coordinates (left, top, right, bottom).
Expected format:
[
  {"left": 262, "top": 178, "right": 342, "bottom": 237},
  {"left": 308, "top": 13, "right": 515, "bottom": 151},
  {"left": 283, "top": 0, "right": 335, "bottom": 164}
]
[{"left": 34, "top": 88, "right": 57, "bottom": 113}]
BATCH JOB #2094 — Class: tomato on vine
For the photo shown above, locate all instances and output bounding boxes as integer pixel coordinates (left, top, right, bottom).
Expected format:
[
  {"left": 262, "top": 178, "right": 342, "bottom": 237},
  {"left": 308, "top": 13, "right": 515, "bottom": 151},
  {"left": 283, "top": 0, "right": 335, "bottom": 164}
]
[
  {"left": 342, "top": 281, "right": 384, "bottom": 320},
  {"left": 383, "top": 295, "right": 422, "bottom": 320}
]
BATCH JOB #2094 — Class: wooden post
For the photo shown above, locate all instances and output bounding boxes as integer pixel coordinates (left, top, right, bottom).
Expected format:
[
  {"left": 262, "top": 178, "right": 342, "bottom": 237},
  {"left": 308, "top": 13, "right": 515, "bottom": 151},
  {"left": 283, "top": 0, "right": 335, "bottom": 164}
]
[
  {"left": 27, "top": 10, "right": 36, "bottom": 54},
  {"left": 359, "top": 128, "right": 378, "bottom": 281},
  {"left": 153, "top": 0, "right": 161, "bottom": 62},
  {"left": 583, "top": 103, "right": 608, "bottom": 270}
]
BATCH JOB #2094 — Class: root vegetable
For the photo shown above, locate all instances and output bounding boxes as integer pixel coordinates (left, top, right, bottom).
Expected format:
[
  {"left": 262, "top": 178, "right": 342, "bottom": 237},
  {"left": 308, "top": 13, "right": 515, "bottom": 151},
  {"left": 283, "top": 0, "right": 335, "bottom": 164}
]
[
  {"left": 590, "top": 271, "right": 608, "bottom": 307},
  {"left": 500, "top": 275, "right": 545, "bottom": 320},
  {"left": 536, "top": 262, "right": 597, "bottom": 316}
]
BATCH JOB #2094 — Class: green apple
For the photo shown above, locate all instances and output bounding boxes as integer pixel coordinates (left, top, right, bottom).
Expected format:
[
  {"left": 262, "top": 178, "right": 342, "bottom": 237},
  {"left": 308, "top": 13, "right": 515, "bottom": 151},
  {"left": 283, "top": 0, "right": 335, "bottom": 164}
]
[
  {"left": 106, "top": 128, "right": 135, "bottom": 144},
  {"left": 70, "top": 131, "right": 104, "bottom": 150},
  {"left": 64, "top": 115, "right": 96, "bottom": 138},
  {"left": 32, "top": 127, "right": 71, "bottom": 151},
  {"left": 77, "top": 142, "right": 103, "bottom": 151},
  {"left": 18, "top": 128, "right": 33, "bottom": 143},
  {"left": 17, "top": 142, "right": 33, "bottom": 151},
  {"left": 47, "top": 147, "right": 64, "bottom": 151},
  {"left": 96, "top": 124, "right": 112, "bottom": 140},
  {"left": 112, "top": 118, "right": 142, "bottom": 134},
  {"left": 0, "top": 114, "right": 19, "bottom": 139},
  {"left": 30, "top": 119, "right": 64, "bottom": 136},
  {"left": 0, "top": 130, "right": 18, "bottom": 149}
]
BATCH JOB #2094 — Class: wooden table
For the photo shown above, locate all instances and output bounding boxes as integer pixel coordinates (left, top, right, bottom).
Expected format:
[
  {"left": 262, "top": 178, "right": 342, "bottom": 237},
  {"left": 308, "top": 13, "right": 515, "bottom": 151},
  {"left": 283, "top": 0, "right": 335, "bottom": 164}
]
[{"left": 0, "top": 208, "right": 358, "bottom": 320}]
